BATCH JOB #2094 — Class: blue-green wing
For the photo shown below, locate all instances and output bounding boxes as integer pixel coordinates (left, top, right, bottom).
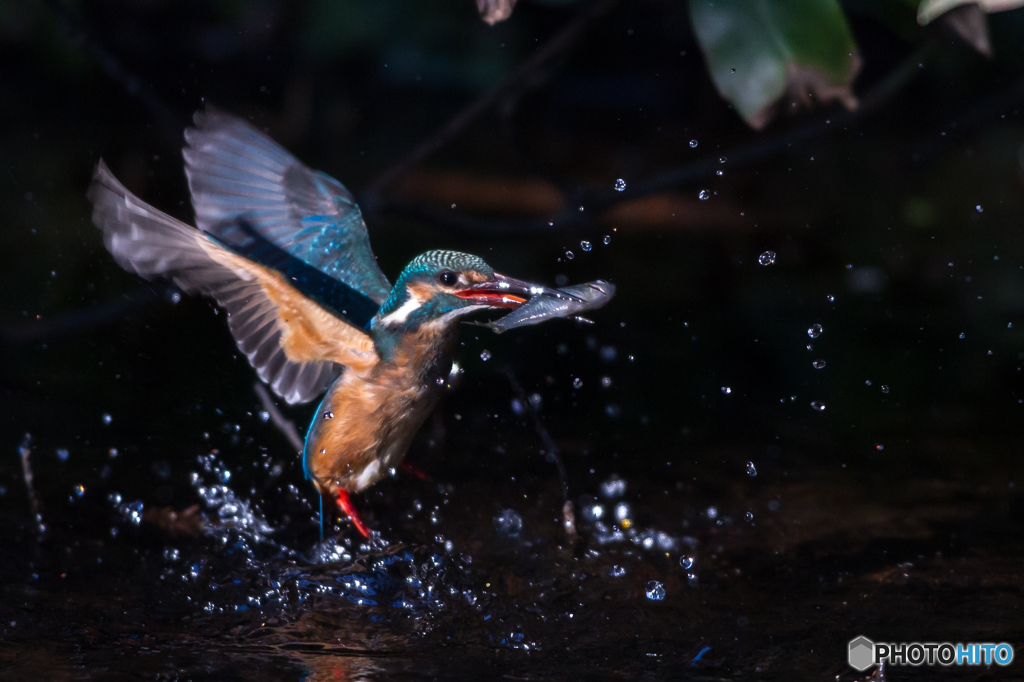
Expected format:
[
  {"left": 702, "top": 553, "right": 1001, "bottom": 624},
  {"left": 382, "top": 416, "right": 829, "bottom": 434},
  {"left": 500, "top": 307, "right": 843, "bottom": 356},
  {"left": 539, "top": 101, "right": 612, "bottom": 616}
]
[{"left": 183, "top": 110, "right": 392, "bottom": 323}]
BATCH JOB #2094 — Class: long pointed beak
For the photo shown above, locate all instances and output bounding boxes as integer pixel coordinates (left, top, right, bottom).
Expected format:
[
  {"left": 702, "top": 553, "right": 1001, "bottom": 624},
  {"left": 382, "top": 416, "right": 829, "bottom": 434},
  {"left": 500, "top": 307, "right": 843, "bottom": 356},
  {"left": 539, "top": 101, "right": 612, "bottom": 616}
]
[{"left": 455, "top": 272, "right": 537, "bottom": 309}]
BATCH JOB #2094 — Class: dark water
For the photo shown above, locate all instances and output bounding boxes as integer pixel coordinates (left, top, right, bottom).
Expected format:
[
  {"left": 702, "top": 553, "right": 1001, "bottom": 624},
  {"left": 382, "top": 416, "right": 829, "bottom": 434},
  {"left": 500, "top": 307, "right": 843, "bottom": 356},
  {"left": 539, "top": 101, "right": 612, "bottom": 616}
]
[{"left": 3, "top": 1, "right": 1024, "bottom": 679}]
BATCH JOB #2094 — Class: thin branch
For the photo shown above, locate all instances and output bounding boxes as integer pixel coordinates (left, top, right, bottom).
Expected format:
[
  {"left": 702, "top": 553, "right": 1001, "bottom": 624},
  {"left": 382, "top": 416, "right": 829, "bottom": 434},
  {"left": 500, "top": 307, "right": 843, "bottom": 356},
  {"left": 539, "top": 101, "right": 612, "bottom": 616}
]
[
  {"left": 379, "top": 40, "right": 937, "bottom": 235},
  {"left": 365, "top": 0, "right": 619, "bottom": 203},
  {"left": 1, "top": 284, "right": 175, "bottom": 344},
  {"left": 18, "top": 434, "right": 44, "bottom": 534},
  {"left": 501, "top": 366, "right": 577, "bottom": 539},
  {"left": 41, "top": 0, "right": 184, "bottom": 143},
  {"left": 254, "top": 383, "right": 304, "bottom": 454}
]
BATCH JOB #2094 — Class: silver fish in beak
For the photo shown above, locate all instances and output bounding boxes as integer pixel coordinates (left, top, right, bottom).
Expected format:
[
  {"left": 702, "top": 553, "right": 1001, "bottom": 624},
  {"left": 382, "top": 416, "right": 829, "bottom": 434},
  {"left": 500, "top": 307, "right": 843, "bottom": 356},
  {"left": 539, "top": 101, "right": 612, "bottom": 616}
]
[{"left": 478, "top": 279, "right": 615, "bottom": 334}]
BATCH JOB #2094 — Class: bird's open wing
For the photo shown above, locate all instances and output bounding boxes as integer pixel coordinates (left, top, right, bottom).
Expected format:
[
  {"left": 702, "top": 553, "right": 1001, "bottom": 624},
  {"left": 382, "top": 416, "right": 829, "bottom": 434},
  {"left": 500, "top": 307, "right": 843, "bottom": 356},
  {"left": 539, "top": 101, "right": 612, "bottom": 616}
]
[
  {"left": 183, "top": 109, "right": 391, "bottom": 327},
  {"left": 89, "top": 160, "right": 378, "bottom": 405}
]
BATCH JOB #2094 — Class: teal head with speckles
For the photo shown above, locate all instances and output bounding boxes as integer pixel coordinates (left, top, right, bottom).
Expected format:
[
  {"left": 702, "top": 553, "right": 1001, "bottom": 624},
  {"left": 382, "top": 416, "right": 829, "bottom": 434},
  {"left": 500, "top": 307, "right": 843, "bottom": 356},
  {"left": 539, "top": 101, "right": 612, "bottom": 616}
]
[{"left": 370, "top": 250, "right": 531, "bottom": 349}]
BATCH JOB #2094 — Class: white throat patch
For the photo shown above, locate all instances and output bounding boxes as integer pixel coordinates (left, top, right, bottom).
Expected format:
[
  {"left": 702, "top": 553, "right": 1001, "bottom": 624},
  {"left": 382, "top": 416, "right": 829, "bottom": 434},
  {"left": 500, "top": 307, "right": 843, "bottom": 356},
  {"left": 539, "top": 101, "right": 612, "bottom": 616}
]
[{"left": 379, "top": 293, "right": 424, "bottom": 326}]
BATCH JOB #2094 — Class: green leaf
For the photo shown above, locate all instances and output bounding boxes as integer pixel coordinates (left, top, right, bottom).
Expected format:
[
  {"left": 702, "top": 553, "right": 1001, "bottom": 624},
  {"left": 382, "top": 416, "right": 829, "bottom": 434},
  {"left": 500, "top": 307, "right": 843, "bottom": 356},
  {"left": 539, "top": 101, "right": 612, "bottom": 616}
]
[{"left": 690, "top": 0, "right": 861, "bottom": 129}]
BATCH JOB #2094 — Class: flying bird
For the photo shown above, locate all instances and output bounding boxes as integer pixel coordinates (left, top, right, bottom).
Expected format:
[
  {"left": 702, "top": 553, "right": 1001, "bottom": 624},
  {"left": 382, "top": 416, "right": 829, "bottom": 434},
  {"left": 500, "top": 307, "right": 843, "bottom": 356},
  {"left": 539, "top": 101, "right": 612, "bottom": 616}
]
[{"left": 88, "top": 110, "right": 613, "bottom": 539}]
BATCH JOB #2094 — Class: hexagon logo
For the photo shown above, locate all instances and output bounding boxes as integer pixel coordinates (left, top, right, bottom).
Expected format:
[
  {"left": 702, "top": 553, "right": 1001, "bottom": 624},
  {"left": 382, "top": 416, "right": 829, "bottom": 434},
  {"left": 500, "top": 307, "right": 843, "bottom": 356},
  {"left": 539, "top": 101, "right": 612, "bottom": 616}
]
[{"left": 848, "top": 636, "right": 875, "bottom": 671}]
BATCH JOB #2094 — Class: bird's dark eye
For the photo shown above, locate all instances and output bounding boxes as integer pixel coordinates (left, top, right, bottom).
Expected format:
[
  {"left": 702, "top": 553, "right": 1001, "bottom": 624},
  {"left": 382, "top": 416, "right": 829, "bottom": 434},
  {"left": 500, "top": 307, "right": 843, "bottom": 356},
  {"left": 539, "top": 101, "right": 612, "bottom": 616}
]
[{"left": 438, "top": 270, "right": 458, "bottom": 287}]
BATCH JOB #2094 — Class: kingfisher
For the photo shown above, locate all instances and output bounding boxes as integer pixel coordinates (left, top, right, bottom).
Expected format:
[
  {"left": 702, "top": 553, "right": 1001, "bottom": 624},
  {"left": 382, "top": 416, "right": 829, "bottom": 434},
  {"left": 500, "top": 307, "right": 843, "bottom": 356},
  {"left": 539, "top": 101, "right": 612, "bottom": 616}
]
[{"left": 89, "top": 109, "right": 612, "bottom": 539}]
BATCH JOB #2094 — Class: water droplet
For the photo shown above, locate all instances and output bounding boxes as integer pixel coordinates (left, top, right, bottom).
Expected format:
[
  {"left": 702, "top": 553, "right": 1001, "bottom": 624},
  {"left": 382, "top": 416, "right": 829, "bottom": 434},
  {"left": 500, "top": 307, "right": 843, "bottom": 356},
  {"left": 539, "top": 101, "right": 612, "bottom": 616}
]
[
  {"left": 715, "top": 170, "right": 723, "bottom": 176},
  {"left": 572, "top": 377, "right": 583, "bottom": 389},
  {"left": 646, "top": 581, "right": 666, "bottom": 600},
  {"left": 320, "top": 449, "right": 326, "bottom": 455},
  {"left": 581, "top": 240, "right": 592, "bottom": 252},
  {"left": 603, "top": 235, "right": 611, "bottom": 245},
  {"left": 601, "top": 476, "right": 626, "bottom": 498},
  {"left": 170, "top": 292, "right": 181, "bottom": 304},
  {"left": 56, "top": 448, "right": 69, "bottom": 462},
  {"left": 806, "top": 344, "right": 813, "bottom": 351},
  {"left": 680, "top": 556, "right": 694, "bottom": 569},
  {"left": 719, "top": 156, "right": 727, "bottom": 164},
  {"left": 614, "top": 178, "right": 627, "bottom": 191},
  {"left": 611, "top": 565, "right": 627, "bottom": 577},
  {"left": 827, "top": 294, "right": 835, "bottom": 303},
  {"left": 565, "top": 250, "right": 574, "bottom": 260},
  {"left": 102, "top": 413, "right": 112, "bottom": 425},
  {"left": 758, "top": 250, "right": 776, "bottom": 266},
  {"left": 578, "top": 205, "right": 584, "bottom": 212},
  {"left": 976, "top": 205, "right": 983, "bottom": 213},
  {"left": 959, "top": 332, "right": 965, "bottom": 339},
  {"left": 865, "top": 380, "right": 872, "bottom": 386},
  {"left": 614, "top": 502, "right": 631, "bottom": 522},
  {"left": 435, "top": 377, "right": 445, "bottom": 385},
  {"left": 812, "top": 359, "right": 826, "bottom": 369},
  {"left": 480, "top": 350, "right": 491, "bottom": 361},
  {"left": 698, "top": 189, "right": 710, "bottom": 200},
  {"left": 721, "top": 386, "right": 732, "bottom": 395},
  {"left": 730, "top": 68, "right": 736, "bottom": 73},
  {"left": 746, "top": 461, "right": 757, "bottom": 476},
  {"left": 451, "top": 203, "right": 456, "bottom": 209},
  {"left": 880, "top": 385, "right": 890, "bottom": 394},
  {"left": 745, "top": 511, "right": 754, "bottom": 522},
  {"left": 259, "top": 411, "right": 270, "bottom": 422},
  {"left": 706, "top": 506, "right": 718, "bottom": 519},
  {"left": 807, "top": 324, "right": 823, "bottom": 338},
  {"left": 75, "top": 484, "right": 85, "bottom": 497},
  {"left": 601, "top": 376, "right": 612, "bottom": 388},
  {"left": 493, "top": 509, "right": 522, "bottom": 536},
  {"left": 323, "top": 410, "right": 334, "bottom": 419},
  {"left": 689, "top": 139, "right": 698, "bottom": 148},
  {"left": 529, "top": 393, "right": 543, "bottom": 408},
  {"left": 810, "top": 401, "right": 826, "bottom": 412}
]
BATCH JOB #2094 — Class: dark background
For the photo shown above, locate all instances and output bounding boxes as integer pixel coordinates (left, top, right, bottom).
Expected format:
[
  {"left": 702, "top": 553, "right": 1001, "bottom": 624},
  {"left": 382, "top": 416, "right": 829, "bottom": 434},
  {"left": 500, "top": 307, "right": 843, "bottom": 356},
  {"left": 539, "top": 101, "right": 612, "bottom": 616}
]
[{"left": 1, "top": 1, "right": 1023, "bottom": 680}]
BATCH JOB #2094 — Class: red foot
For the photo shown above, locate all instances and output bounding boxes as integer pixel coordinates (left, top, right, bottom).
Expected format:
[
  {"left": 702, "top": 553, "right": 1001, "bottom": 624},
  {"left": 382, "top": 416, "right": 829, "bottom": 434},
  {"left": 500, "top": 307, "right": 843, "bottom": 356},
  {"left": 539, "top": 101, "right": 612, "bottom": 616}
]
[
  {"left": 335, "top": 489, "right": 371, "bottom": 538},
  {"left": 400, "top": 461, "right": 432, "bottom": 482}
]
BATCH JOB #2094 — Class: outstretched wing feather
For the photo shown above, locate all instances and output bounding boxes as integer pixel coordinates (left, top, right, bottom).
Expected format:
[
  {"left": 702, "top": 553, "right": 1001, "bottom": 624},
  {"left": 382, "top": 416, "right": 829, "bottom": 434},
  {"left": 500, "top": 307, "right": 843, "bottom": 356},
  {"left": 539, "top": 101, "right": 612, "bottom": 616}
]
[
  {"left": 89, "top": 160, "right": 378, "bottom": 405},
  {"left": 183, "top": 109, "right": 392, "bottom": 316}
]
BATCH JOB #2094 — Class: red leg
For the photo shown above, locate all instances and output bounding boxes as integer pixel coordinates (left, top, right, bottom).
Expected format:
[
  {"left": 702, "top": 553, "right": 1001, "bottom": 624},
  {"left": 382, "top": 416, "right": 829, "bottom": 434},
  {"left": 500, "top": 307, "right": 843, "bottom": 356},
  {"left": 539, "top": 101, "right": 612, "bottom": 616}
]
[
  {"left": 400, "top": 461, "right": 432, "bottom": 482},
  {"left": 335, "top": 489, "right": 372, "bottom": 538}
]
